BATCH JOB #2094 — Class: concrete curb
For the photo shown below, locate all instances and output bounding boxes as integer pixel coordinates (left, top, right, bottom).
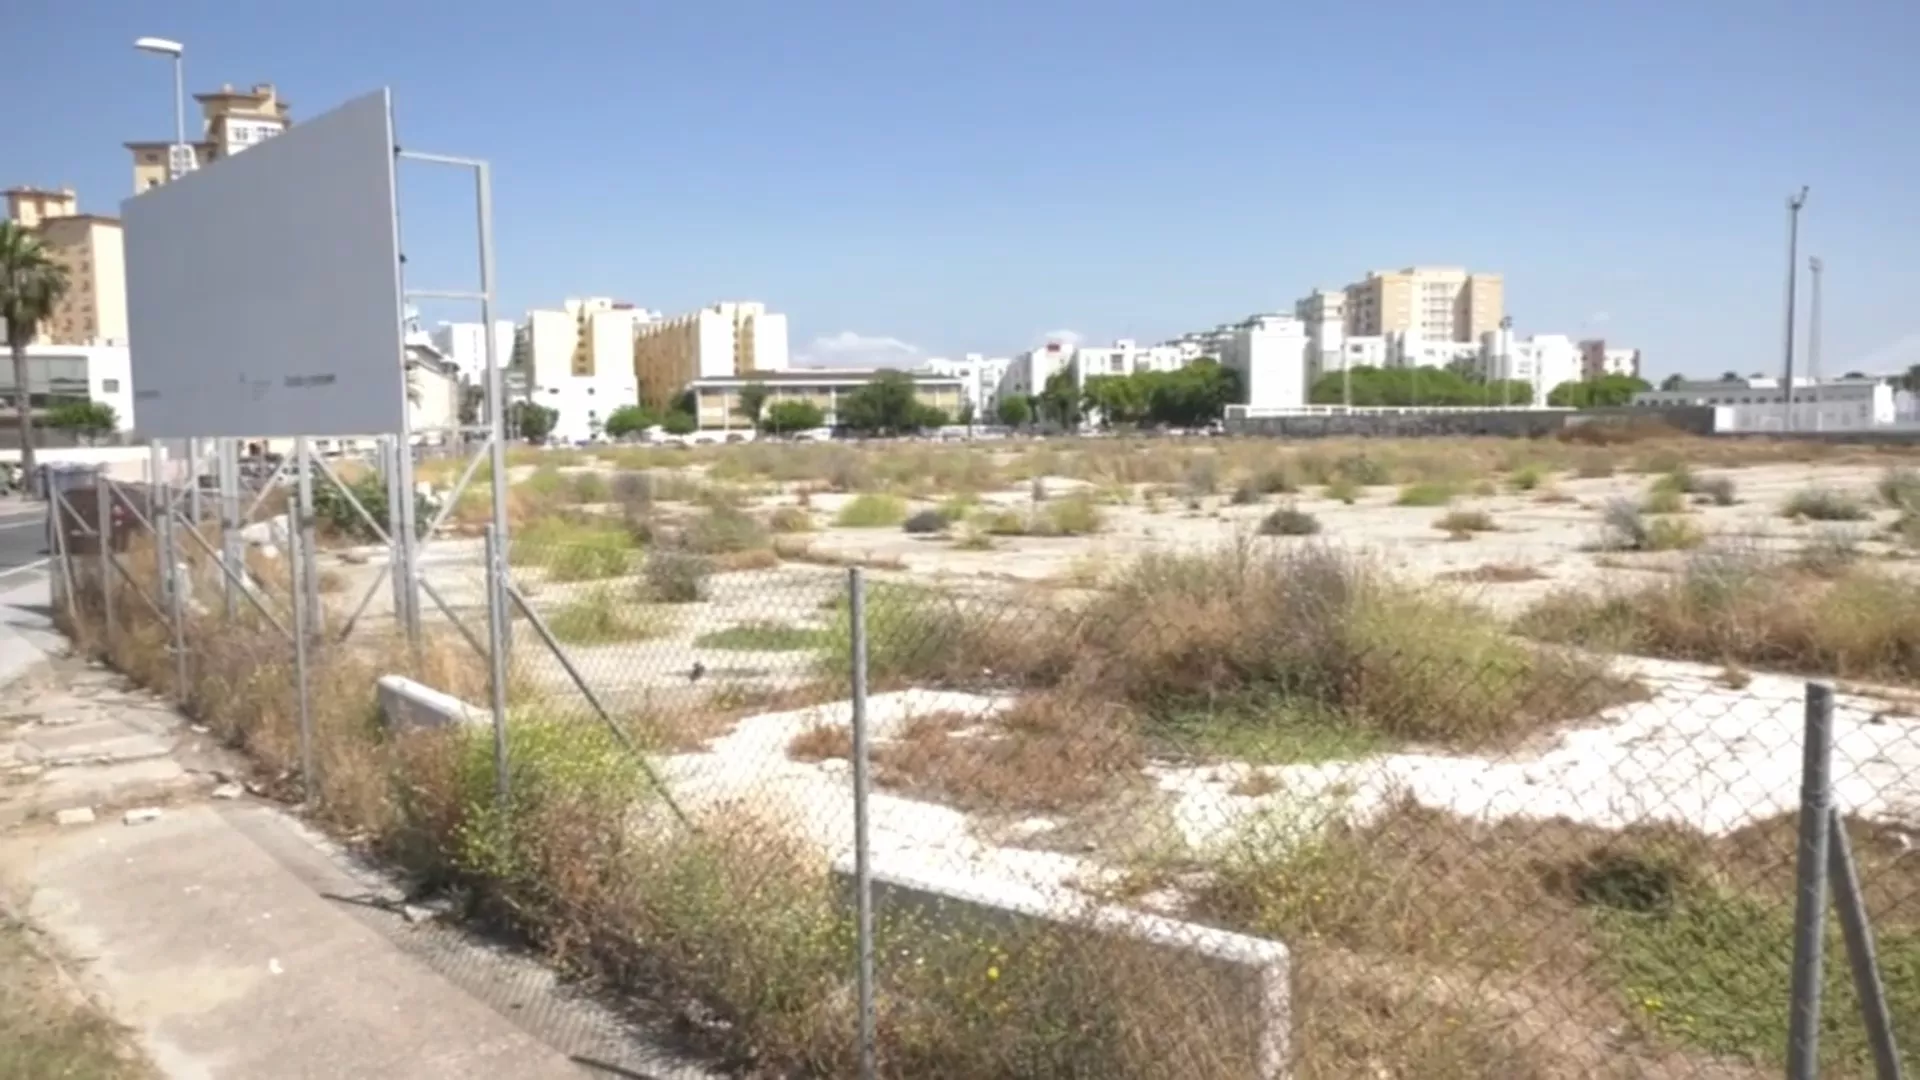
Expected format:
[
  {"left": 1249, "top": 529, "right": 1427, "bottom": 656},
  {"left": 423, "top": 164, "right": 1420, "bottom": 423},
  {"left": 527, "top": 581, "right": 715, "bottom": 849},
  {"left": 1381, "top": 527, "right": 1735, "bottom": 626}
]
[
  {"left": 375, "top": 675, "right": 488, "bottom": 731},
  {"left": 830, "top": 854, "right": 1291, "bottom": 1077}
]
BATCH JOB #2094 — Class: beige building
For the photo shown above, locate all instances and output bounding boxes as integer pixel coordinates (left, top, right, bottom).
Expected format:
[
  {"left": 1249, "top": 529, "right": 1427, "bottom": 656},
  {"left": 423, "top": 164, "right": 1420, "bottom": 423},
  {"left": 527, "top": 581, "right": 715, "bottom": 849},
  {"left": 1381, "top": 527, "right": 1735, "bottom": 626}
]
[
  {"left": 633, "top": 301, "right": 789, "bottom": 408},
  {"left": 126, "top": 82, "right": 292, "bottom": 193},
  {"left": 4, "top": 188, "right": 128, "bottom": 347},
  {"left": 1339, "top": 266, "right": 1503, "bottom": 343}
]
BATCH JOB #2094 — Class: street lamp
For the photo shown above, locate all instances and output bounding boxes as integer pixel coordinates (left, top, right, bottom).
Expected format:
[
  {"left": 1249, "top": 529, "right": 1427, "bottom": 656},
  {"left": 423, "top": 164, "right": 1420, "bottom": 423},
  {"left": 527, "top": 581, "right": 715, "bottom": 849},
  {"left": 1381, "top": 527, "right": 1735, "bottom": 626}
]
[
  {"left": 1808, "top": 256, "right": 1824, "bottom": 431},
  {"left": 1499, "top": 315, "right": 1515, "bottom": 407},
  {"left": 134, "top": 37, "right": 192, "bottom": 180},
  {"left": 1781, "top": 186, "right": 1810, "bottom": 429}
]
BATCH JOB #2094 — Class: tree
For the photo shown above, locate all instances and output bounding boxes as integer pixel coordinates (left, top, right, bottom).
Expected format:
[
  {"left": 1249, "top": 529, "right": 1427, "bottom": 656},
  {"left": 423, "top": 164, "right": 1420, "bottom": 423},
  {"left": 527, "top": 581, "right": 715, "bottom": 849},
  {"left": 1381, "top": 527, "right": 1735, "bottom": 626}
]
[
  {"left": 1718, "top": 371, "right": 1740, "bottom": 383},
  {"left": 602, "top": 403, "right": 656, "bottom": 440},
  {"left": 1547, "top": 374, "right": 1651, "bottom": 408},
  {"left": 44, "top": 400, "right": 117, "bottom": 444},
  {"left": 661, "top": 411, "right": 697, "bottom": 436},
  {"left": 762, "top": 399, "right": 825, "bottom": 434},
  {"left": 1037, "top": 369, "right": 1082, "bottom": 429},
  {"left": 1309, "top": 366, "right": 1532, "bottom": 408},
  {"left": 839, "top": 370, "right": 932, "bottom": 435},
  {"left": 1659, "top": 374, "right": 1686, "bottom": 391},
  {"left": 458, "top": 384, "right": 485, "bottom": 426},
  {"left": 511, "top": 402, "right": 558, "bottom": 443},
  {"left": 1899, "top": 365, "right": 1920, "bottom": 396},
  {"left": 0, "top": 222, "right": 71, "bottom": 484},
  {"left": 1083, "top": 374, "right": 1148, "bottom": 429},
  {"left": 995, "top": 395, "right": 1032, "bottom": 429},
  {"left": 736, "top": 381, "right": 771, "bottom": 426}
]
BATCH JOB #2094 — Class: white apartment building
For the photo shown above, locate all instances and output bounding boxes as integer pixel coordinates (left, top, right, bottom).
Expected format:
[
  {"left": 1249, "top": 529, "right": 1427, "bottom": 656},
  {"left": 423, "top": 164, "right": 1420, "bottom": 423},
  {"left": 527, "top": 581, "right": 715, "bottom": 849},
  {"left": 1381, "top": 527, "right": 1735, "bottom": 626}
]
[
  {"left": 515, "top": 298, "right": 649, "bottom": 444},
  {"left": 1477, "top": 331, "right": 1581, "bottom": 405},
  {"left": 917, "top": 353, "right": 1012, "bottom": 419},
  {"left": 1000, "top": 341, "right": 1075, "bottom": 401},
  {"left": 1388, "top": 330, "right": 1483, "bottom": 371},
  {"left": 1580, "top": 339, "right": 1642, "bottom": 380},
  {"left": 1217, "top": 315, "right": 1310, "bottom": 412},
  {"left": 633, "top": 301, "right": 789, "bottom": 408},
  {"left": 0, "top": 344, "right": 136, "bottom": 434},
  {"left": 1633, "top": 377, "right": 1894, "bottom": 432},
  {"left": 431, "top": 320, "right": 519, "bottom": 384}
]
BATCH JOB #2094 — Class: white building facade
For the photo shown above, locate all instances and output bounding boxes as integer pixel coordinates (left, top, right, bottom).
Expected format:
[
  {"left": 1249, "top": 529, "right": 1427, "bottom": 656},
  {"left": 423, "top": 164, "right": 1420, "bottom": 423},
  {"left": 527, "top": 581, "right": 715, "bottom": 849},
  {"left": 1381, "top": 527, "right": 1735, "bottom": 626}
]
[
  {"left": 1218, "top": 315, "right": 1310, "bottom": 412},
  {"left": 431, "top": 320, "right": 519, "bottom": 384},
  {"left": 917, "top": 353, "right": 1012, "bottom": 420},
  {"left": 516, "top": 298, "right": 649, "bottom": 444},
  {"left": 0, "top": 344, "right": 136, "bottom": 434},
  {"left": 1633, "top": 377, "right": 1895, "bottom": 432}
]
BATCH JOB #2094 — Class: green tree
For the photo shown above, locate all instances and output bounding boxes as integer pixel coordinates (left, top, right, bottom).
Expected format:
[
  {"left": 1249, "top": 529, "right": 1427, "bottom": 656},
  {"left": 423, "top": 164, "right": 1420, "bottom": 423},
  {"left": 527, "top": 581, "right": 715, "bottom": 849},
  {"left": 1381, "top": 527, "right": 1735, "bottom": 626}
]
[
  {"left": 1899, "top": 365, "right": 1920, "bottom": 396},
  {"left": 736, "top": 381, "right": 771, "bottom": 426},
  {"left": 762, "top": 399, "right": 825, "bottom": 434},
  {"left": 1, "top": 222, "right": 71, "bottom": 482},
  {"left": 1719, "top": 371, "right": 1741, "bottom": 382},
  {"left": 1547, "top": 374, "right": 1651, "bottom": 408},
  {"left": 512, "top": 402, "right": 558, "bottom": 443},
  {"left": 44, "top": 400, "right": 117, "bottom": 444},
  {"left": 602, "top": 403, "right": 656, "bottom": 439},
  {"left": 1083, "top": 374, "right": 1148, "bottom": 428},
  {"left": 1308, "top": 366, "right": 1531, "bottom": 407},
  {"left": 1037, "top": 369, "right": 1082, "bottom": 429},
  {"left": 995, "top": 395, "right": 1031, "bottom": 429},
  {"left": 839, "top": 370, "right": 934, "bottom": 435},
  {"left": 458, "top": 384, "right": 485, "bottom": 426},
  {"left": 661, "top": 411, "right": 698, "bottom": 436},
  {"left": 1659, "top": 374, "right": 1686, "bottom": 391},
  {"left": 1143, "top": 358, "right": 1241, "bottom": 425}
]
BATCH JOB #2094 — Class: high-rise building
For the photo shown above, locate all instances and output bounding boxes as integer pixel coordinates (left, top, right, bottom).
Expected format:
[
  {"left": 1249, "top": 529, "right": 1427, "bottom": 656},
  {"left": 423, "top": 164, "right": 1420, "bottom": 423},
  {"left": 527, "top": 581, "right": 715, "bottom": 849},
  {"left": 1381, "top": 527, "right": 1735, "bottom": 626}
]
[
  {"left": 430, "top": 321, "right": 518, "bottom": 384},
  {"left": 514, "top": 298, "right": 650, "bottom": 443},
  {"left": 125, "top": 82, "right": 291, "bottom": 193},
  {"left": 632, "top": 301, "right": 789, "bottom": 408},
  {"left": 3, "top": 187, "right": 127, "bottom": 347},
  {"left": 1339, "top": 266, "right": 1503, "bottom": 343}
]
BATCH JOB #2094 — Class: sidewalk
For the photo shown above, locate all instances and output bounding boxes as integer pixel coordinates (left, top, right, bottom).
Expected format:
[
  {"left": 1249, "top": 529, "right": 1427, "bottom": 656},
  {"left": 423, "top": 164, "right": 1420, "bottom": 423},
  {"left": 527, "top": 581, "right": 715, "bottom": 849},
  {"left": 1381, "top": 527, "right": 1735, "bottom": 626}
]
[{"left": 0, "top": 580, "right": 716, "bottom": 1080}]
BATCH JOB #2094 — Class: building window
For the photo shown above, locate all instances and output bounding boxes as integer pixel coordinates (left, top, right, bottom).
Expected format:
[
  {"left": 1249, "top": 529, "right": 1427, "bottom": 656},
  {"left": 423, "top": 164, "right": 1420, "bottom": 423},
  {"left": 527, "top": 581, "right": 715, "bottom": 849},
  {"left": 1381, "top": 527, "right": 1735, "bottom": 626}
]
[{"left": 102, "top": 379, "right": 120, "bottom": 393}]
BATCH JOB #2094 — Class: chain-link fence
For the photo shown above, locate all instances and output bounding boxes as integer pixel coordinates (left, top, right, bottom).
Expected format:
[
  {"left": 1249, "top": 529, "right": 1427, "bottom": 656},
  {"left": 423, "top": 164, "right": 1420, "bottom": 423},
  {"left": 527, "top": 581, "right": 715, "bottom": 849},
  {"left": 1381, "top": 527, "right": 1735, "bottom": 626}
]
[{"left": 42, "top": 478, "right": 1920, "bottom": 1078}]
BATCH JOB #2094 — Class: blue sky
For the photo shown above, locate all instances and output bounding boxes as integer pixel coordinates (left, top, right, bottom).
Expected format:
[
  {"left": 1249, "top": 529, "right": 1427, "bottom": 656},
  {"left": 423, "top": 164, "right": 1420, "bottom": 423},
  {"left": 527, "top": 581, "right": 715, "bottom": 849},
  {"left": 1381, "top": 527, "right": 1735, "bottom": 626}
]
[{"left": 8, "top": 1, "right": 1917, "bottom": 378}]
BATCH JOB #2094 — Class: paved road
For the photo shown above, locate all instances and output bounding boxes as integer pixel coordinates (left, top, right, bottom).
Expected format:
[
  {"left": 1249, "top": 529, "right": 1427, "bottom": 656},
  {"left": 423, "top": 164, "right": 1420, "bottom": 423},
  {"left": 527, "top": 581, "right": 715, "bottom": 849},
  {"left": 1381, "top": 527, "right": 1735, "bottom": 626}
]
[{"left": 0, "top": 502, "right": 48, "bottom": 583}]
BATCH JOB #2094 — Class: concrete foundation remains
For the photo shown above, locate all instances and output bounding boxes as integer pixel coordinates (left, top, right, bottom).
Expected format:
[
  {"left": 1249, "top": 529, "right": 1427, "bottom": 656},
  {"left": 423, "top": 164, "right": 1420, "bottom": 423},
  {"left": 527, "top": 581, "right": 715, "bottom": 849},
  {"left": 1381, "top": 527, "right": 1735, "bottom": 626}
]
[{"left": 375, "top": 674, "right": 487, "bottom": 731}]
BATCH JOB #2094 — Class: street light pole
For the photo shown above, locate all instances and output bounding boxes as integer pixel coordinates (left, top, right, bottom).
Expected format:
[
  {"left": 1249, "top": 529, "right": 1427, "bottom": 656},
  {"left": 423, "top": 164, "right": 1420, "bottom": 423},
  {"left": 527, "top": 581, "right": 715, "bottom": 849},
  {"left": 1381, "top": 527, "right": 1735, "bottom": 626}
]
[
  {"left": 134, "top": 37, "right": 190, "bottom": 180},
  {"left": 1782, "top": 186, "right": 1810, "bottom": 430},
  {"left": 1808, "top": 256, "right": 1824, "bottom": 431},
  {"left": 1500, "top": 315, "right": 1514, "bottom": 407}
]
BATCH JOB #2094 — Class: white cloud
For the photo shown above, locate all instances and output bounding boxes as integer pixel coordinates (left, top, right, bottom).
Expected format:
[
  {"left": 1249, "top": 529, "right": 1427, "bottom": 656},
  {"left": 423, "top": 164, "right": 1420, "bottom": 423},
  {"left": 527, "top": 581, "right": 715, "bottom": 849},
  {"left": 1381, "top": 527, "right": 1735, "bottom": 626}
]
[
  {"left": 794, "top": 331, "right": 923, "bottom": 369},
  {"left": 1587, "top": 310, "right": 1612, "bottom": 327},
  {"left": 1040, "top": 328, "right": 1084, "bottom": 346}
]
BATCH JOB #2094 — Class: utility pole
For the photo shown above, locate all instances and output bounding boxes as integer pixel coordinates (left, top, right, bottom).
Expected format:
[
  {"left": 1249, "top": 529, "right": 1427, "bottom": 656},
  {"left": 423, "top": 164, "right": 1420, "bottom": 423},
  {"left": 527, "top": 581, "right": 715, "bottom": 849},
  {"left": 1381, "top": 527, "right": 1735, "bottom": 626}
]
[
  {"left": 1808, "top": 256, "right": 1823, "bottom": 431},
  {"left": 1499, "top": 315, "right": 1514, "bottom": 407},
  {"left": 1782, "top": 186, "right": 1810, "bottom": 429}
]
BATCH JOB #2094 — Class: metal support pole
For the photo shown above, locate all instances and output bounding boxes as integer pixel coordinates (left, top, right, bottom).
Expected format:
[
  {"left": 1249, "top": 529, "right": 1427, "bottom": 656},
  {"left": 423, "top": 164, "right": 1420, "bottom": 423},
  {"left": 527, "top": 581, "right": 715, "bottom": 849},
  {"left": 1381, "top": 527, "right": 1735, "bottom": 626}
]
[
  {"left": 186, "top": 437, "right": 201, "bottom": 525},
  {"left": 296, "top": 437, "right": 319, "bottom": 641},
  {"left": 477, "top": 161, "right": 512, "bottom": 662},
  {"left": 1828, "top": 808, "right": 1904, "bottom": 1079},
  {"left": 290, "top": 437, "right": 316, "bottom": 802},
  {"left": 1787, "top": 681, "right": 1835, "bottom": 1079},
  {"left": 483, "top": 525, "right": 510, "bottom": 809},
  {"left": 849, "top": 567, "right": 876, "bottom": 1080},
  {"left": 97, "top": 479, "right": 116, "bottom": 659},
  {"left": 148, "top": 442, "right": 165, "bottom": 593},
  {"left": 1782, "top": 186, "right": 1810, "bottom": 429},
  {"left": 159, "top": 470, "right": 189, "bottom": 699},
  {"left": 219, "top": 438, "right": 238, "bottom": 618}
]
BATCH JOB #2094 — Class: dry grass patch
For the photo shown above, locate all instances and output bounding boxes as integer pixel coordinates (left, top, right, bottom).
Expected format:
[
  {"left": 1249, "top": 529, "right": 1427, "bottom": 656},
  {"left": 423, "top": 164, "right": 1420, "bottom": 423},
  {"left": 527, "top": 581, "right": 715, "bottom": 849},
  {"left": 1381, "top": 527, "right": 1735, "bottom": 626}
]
[
  {"left": 0, "top": 914, "right": 156, "bottom": 1080},
  {"left": 1434, "top": 508, "right": 1497, "bottom": 536},
  {"left": 1520, "top": 549, "right": 1920, "bottom": 685},
  {"left": 1783, "top": 486, "right": 1872, "bottom": 522},
  {"left": 1438, "top": 562, "right": 1547, "bottom": 584},
  {"left": 871, "top": 696, "right": 1143, "bottom": 815},
  {"left": 546, "top": 586, "right": 674, "bottom": 645}
]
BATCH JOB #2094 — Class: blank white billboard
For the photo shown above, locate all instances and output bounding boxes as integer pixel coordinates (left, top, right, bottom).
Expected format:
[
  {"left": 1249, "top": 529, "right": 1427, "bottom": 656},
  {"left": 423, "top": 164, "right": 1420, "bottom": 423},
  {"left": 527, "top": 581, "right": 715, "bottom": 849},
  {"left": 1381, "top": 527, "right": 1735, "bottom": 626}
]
[{"left": 122, "top": 89, "right": 407, "bottom": 438}]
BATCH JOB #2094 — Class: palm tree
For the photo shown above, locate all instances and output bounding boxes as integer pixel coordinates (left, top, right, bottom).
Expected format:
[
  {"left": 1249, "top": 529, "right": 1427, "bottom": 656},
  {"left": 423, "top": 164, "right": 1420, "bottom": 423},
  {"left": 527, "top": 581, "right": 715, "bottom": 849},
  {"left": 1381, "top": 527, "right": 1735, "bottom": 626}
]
[{"left": 0, "top": 223, "right": 70, "bottom": 485}]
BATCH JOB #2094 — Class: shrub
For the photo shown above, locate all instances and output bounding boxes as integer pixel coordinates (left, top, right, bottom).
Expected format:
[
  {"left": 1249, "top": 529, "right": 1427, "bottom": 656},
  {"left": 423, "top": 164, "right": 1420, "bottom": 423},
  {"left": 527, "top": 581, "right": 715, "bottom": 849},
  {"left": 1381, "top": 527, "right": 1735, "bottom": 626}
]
[
  {"left": 1641, "top": 486, "right": 1687, "bottom": 515},
  {"left": 1782, "top": 487, "right": 1871, "bottom": 522},
  {"left": 1323, "top": 476, "right": 1360, "bottom": 505},
  {"left": 643, "top": 551, "right": 712, "bottom": 603},
  {"left": 1508, "top": 464, "right": 1545, "bottom": 492},
  {"left": 1029, "top": 475, "right": 1048, "bottom": 503},
  {"left": 1880, "top": 467, "right": 1920, "bottom": 510},
  {"left": 547, "top": 586, "right": 671, "bottom": 644},
  {"left": 568, "top": 470, "right": 610, "bottom": 504},
  {"left": 978, "top": 509, "right": 1031, "bottom": 536},
  {"left": 1259, "top": 504, "right": 1321, "bottom": 536},
  {"left": 1183, "top": 456, "right": 1219, "bottom": 496},
  {"left": 835, "top": 493, "right": 909, "bottom": 528},
  {"left": 1646, "top": 517, "right": 1705, "bottom": 551},
  {"left": 1229, "top": 480, "right": 1262, "bottom": 506},
  {"left": 1797, "top": 528, "right": 1862, "bottom": 578},
  {"left": 1694, "top": 475, "right": 1738, "bottom": 506},
  {"left": 683, "top": 505, "right": 770, "bottom": 554},
  {"left": 610, "top": 471, "right": 652, "bottom": 512},
  {"left": 1434, "top": 509, "right": 1496, "bottom": 535},
  {"left": 902, "top": 508, "right": 949, "bottom": 534},
  {"left": 1334, "top": 453, "right": 1390, "bottom": 486},
  {"left": 767, "top": 506, "right": 813, "bottom": 534},
  {"left": 511, "top": 518, "right": 637, "bottom": 581},
  {"left": 695, "top": 621, "right": 829, "bottom": 651},
  {"left": 1395, "top": 482, "right": 1456, "bottom": 507},
  {"left": 1254, "top": 464, "right": 1298, "bottom": 495},
  {"left": 1042, "top": 495, "right": 1103, "bottom": 536},
  {"left": 1599, "top": 499, "right": 1701, "bottom": 552},
  {"left": 1575, "top": 451, "right": 1616, "bottom": 479}
]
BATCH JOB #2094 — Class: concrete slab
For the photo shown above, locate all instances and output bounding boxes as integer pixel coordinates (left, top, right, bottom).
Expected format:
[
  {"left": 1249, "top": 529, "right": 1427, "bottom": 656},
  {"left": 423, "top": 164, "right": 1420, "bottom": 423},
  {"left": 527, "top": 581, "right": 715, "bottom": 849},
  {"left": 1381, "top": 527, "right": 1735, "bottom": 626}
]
[
  {"left": 1, "top": 757, "right": 194, "bottom": 826},
  {"left": 0, "top": 802, "right": 711, "bottom": 1079},
  {"left": 18, "top": 718, "right": 174, "bottom": 766}
]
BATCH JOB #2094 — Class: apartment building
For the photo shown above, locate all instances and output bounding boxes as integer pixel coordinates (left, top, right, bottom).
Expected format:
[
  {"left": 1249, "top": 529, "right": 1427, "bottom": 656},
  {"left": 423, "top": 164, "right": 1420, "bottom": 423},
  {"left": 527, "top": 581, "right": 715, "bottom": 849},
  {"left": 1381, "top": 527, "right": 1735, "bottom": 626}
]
[
  {"left": 431, "top": 320, "right": 518, "bottom": 383},
  {"left": 3, "top": 188, "right": 128, "bottom": 347},
  {"left": 1217, "top": 316, "right": 1309, "bottom": 412},
  {"left": 514, "top": 298, "right": 648, "bottom": 444},
  {"left": 1338, "top": 266, "right": 1503, "bottom": 343},
  {"left": 632, "top": 301, "right": 789, "bottom": 408},
  {"left": 688, "top": 370, "right": 964, "bottom": 432},
  {"left": 917, "top": 353, "right": 1011, "bottom": 419},
  {"left": 125, "top": 82, "right": 291, "bottom": 192},
  {"left": 1579, "top": 338, "right": 1642, "bottom": 380}
]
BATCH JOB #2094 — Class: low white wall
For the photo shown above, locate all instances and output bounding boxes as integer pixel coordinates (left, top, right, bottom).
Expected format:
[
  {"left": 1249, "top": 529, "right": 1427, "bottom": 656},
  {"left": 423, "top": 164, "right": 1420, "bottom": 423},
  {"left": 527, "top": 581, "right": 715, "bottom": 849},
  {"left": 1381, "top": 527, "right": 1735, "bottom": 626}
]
[
  {"left": 830, "top": 854, "right": 1291, "bottom": 1077},
  {"left": 375, "top": 675, "right": 488, "bottom": 731}
]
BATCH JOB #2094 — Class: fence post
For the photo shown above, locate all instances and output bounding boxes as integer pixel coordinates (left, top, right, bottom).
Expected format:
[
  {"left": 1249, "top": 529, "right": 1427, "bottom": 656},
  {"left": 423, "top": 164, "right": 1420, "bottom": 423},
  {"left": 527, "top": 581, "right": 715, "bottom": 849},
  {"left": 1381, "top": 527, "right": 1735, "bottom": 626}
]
[
  {"left": 848, "top": 567, "right": 876, "bottom": 1080},
  {"left": 483, "top": 524, "right": 511, "bottom": 810},
  {"left": 161, "top": 480, "right": 189, "bottom": 699},
  {"left": 290, "top": 438, "right": 316, "bottom": 803},
  {"left": 1787, "top": 681, "right": 1836, "bottom": 1079},
  {"left": 220, "top": 438, "right": 238, "bottom": 620},
  {"left": 97, "top": 478, "right": 115, "bottom": 659},
  {"left": 1828, "top": 807, "right": 1904, "bottom": 1079}
]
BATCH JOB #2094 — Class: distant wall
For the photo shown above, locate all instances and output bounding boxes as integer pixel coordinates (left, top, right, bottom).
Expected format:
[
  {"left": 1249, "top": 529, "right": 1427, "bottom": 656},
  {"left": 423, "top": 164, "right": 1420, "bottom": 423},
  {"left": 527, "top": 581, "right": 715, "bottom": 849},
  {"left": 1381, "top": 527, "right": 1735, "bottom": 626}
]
[{"left": 1224, "top": 406, "right": 1717, "bottom": 439}]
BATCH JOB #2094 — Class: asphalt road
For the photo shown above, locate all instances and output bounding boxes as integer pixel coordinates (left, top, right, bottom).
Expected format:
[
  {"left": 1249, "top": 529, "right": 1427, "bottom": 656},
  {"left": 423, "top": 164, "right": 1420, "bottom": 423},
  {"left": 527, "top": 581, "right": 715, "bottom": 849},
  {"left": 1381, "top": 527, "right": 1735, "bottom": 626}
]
[{"left": 0, "top": 502, "right": 50, "bottom": 583}]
